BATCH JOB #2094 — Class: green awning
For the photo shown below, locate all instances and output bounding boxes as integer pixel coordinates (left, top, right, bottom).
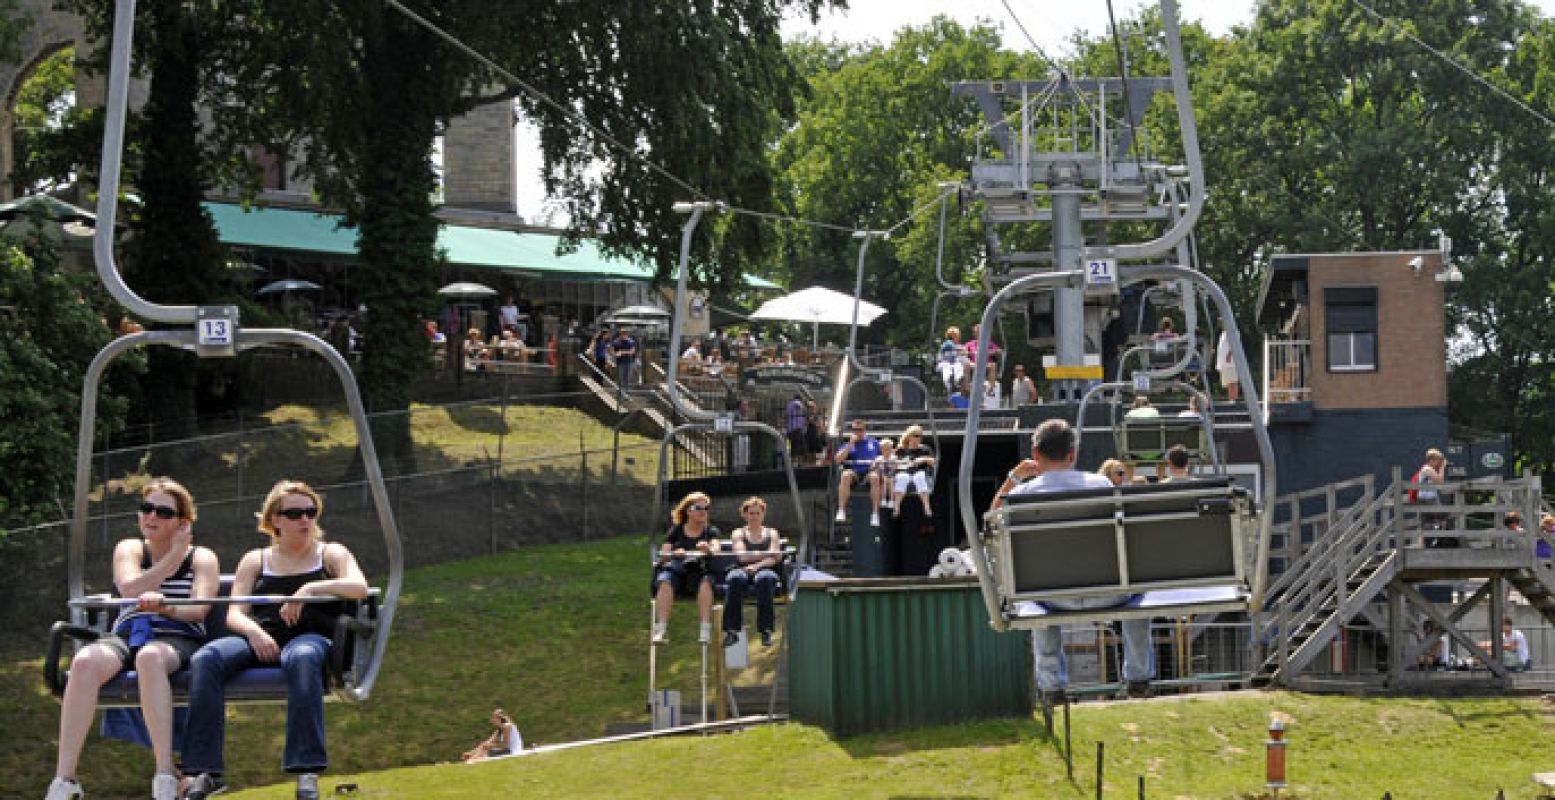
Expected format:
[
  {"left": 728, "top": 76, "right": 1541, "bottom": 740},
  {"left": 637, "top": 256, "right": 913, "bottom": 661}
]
[{"left": 205, "top": 201, "right": 783, "bottom": 290}]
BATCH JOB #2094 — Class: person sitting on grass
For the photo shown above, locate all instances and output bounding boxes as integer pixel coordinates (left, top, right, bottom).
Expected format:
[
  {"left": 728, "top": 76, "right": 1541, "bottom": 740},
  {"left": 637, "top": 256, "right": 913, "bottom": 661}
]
[
  {"left": 651, "top": 492, "right": 720, "bottom": 645},
  {"left": 462, "top": 708, "right": 523, "bottom": 762},
  {"left": 723, "top": 497, "right": 784, "bottom": 648}
]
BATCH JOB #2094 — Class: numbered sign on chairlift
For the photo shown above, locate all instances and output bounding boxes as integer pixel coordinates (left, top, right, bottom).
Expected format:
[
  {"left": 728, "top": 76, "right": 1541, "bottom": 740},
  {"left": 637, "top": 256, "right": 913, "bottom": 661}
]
[
  {"left": 1085, "top": 257, "right": 1118, "bottom": 289},
  {"left": 713, "top": 413, "right": 735, "bottom": 433},
  {"left": 1132, "top": 373, "right": 1151, "bottom": 393},
  {"left": 195, "top": 305, "right": 239, "bottom": 357}
]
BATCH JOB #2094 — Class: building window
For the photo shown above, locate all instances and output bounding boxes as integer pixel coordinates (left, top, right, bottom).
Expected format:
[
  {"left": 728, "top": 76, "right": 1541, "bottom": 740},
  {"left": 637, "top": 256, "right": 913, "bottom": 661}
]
[{"left": 1324, "top": 287, "right": 1377, "bottom": 372}]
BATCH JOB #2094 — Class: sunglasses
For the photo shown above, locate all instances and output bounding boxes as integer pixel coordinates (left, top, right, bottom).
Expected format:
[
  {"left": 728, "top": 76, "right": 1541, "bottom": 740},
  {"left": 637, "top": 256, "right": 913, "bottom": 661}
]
[
  {"left": 689, "top": 504, "right": 710, "bottom": 512},
  {"left": 277, "top": 507, "right": 320, "bottom": 520},
  {"left": 138, "top": 502, "right": 178, "bottom": 519}
]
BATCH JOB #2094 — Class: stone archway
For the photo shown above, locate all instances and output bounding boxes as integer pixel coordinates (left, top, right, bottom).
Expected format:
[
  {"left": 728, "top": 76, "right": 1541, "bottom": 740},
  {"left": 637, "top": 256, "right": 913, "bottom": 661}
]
[{"left": 1, "top": 1, "right": 89, "bottom": 202}]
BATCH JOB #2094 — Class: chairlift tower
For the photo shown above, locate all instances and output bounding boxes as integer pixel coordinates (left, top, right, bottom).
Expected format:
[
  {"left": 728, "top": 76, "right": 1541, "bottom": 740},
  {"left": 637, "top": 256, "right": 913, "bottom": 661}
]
[{"left": 953, "top": 70, "right": 1193, "bottom": 400}]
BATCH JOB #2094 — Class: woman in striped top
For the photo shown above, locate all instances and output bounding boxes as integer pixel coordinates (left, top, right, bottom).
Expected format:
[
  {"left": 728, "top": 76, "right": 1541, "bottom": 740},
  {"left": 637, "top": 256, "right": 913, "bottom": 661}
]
[{"left": 46, "top": 477, "right": 219, "bottom": 800}]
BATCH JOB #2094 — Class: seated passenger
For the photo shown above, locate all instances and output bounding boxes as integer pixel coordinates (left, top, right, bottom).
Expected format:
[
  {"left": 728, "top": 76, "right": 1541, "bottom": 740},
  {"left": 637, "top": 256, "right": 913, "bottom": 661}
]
[
  {"left": 651, "top": 493, "right": 720, "bottom": 645},
  {"left": 723, "top": 497, "right": 784, "bottom": 648},
  {"left": 871, "top": 439, "right": 896, "bottom": 509},
  {"left": 1178, "top": 395, "right": 1203, "bottom": 419},
  {"left": 1486, "top": 615, "right": 1532, "bottom": 672},
  {"left": 834, "top": 420, "right": 883, "bottom": 528},
  {"left": 462, "top": 708, "right": 523, "bottom": 762},
  {"left": 497, "top": 328, "right": 526, "bottom": 362},
  {"left": 1124, "top": 395, "right": 1160, "bottom": 420},
  {"left": 891, "top": 425, "right": 935, "bottom": 517},
  {"left": 680, "top": 341, "right": 704, "bottom": 374},
  {"left": 991, "top": 420, "right": 1156, "bottom": 701},
  {"left": 1417, "top": 620, "right": 1448, "bottom": 670},
  {"left": 1162, "top": 444, "right": 1193, "bottom": 482},
  {"left": 182, "top": 480, "right": 370, "bottom": 800},
  {"left": 46, "top": 478, "right": 218, "bottom": 800},
  {"left": 936, "top": 326, "right": 965, "bottom": 392},
  {"left": 1096, "top": 458, "right": 1131, "bottom": 487},
  {"left": 464, "top": 327, "right": 488, "bottom": 368}
]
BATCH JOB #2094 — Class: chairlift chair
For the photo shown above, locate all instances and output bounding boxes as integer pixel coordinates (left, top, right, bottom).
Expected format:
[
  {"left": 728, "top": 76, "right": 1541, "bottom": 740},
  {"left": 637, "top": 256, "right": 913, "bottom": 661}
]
[
  {"left": 641, "top": 202, "right": 814, "bottom": 725},
  {"left": 956, "top": 267, "right": 1277, "bottom": 635},
  {"left": 49, "top": 0, "right": 402, "bottom": 707}
]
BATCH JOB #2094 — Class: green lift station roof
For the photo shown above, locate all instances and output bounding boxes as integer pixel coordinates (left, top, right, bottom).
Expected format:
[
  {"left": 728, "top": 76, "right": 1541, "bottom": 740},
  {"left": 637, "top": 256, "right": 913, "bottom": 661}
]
[{"left": 205, "top": 201, "right": 780, "bottom": 289}]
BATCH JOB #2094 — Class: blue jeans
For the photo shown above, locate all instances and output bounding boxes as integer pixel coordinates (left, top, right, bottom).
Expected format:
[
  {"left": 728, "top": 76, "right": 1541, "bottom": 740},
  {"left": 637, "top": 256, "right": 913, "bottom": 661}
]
[
  {"left": 1033, "top": 596, "right": 1154, "bottom": 692},
  {"left": 182, "top": 633, "right": 332, "bottom": 774},
  {"left": 723, "top": 568, "right": 779, "bottom": 633}
]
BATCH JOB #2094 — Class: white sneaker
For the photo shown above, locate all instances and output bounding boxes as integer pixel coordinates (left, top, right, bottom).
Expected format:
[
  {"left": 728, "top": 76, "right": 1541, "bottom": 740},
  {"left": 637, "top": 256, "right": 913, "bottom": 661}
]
[
  {"left": 698, "top": 622, "right": 712, "bottom": 644},
  {"left": 45, "top": 778, "right": 83, "bottom": 800},
  {"left": 153, "top": 773, "right": 179, "bottom": 800},
  {"left": 834, "top": 509, "right": 847, "bottom": 523},
  {"left": 651, "top": 621, "right": 668, "bottom": 645},
  {"left": 880, "top": 498, "right": 893, "bottom": 509},
  {"left": 870, "top": 512, "right": 881, "bottom": 527}
]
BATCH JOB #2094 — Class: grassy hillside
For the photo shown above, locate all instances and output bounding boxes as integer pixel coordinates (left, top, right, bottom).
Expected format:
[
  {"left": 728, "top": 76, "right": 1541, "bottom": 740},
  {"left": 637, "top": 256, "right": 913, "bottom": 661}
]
[
  {"left": 214, "top": 692, "right": 1555, "bottom": 799},
  {"left": 10, "top": 535, "right": 1555, "bottom": 798}
]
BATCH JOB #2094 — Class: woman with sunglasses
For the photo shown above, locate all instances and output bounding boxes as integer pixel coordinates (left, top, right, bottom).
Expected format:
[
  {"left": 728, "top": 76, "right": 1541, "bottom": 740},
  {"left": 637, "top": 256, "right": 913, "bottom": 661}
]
[
  {"left": 182, "top": 480, "right": 368, "bottom": 800},
  {"left": 1096, "top": 459, "right": 1133, "bottom": 487},
  {"left": 723, "top": 497, "right": 784, "bottom": 647},
  {"left": 47, "top": 478, "right": 218, "bottom": 800},
  {"left": 651, "top": 492, "right": 720, "bottom": 645}
]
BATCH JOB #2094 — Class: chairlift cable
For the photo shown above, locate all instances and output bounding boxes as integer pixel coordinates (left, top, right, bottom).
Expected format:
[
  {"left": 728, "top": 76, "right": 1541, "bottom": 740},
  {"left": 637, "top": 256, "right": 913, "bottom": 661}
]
[
  {"left": 1348, "top": 0, "right": 1555, "bottom": 131},
  {"left": 1104, "top": 0, "right": 1147, "bottom": 172},
  {"left": 998, "top": 0, "right": 1102, "bottom": 125}
]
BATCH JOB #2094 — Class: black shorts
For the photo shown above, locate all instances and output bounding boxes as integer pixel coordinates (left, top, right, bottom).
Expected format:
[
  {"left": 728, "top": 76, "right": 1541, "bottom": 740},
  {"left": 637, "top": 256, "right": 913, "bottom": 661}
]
[{"left": 94, "top": 633, "right": 202, "bottom": 671}]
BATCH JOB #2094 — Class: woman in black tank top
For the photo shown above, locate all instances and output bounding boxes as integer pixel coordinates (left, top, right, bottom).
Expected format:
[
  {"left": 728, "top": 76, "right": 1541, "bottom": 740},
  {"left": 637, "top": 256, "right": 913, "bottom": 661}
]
[
  {"left": 722, "top": 496, "right": 784, "bottom": 647},
  {"left": 181, "top": 480, "right": 368, "bottom": 800},
  {"left": 48, "top": 477, "right": 218, "bottom": 800}
]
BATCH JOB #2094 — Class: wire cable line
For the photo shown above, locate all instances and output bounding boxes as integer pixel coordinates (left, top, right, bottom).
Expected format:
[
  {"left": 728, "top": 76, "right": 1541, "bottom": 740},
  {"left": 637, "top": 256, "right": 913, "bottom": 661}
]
[{"left": 1349, "top": 0, "right": 1555, "bottom": 130}]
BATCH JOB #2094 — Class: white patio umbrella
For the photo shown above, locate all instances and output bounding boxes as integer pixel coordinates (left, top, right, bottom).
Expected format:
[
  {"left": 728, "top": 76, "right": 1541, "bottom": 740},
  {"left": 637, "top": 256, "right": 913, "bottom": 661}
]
[
  {"left": 748, "top": 285, "right": 887, "bottom": 349},
  {"left": 437, "top": 281, "right": 498, "bottom": 299}
]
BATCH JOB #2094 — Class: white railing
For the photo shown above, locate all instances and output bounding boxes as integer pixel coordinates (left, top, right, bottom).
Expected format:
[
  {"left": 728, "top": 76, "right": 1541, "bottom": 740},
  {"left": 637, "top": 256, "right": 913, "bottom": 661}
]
[{"left": 1262, "top": 338, "right": 1311, "bottom": 411}]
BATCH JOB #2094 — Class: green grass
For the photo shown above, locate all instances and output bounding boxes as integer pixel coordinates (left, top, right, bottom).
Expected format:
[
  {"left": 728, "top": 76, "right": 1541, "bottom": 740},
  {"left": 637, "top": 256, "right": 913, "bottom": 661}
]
[
  {"left": 218, "top": 694, "right": 1555, "bottom": 799},
  {"left": 10, "top": 535, "right": 1555, "bottom": 798}
]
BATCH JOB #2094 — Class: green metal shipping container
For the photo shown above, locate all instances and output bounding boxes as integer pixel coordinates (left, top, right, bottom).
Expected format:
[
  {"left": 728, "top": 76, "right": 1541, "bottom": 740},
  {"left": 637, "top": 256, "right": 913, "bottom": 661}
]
[{"left": 789, "top": 576, "right": 1032, "bottom": 736}]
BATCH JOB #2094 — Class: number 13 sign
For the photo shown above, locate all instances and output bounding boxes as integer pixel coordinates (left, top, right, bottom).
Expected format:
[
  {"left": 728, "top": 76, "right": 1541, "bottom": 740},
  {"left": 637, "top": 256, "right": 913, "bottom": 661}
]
[{"left": 199, "top": 318, "right": 233, "bottom": 347}]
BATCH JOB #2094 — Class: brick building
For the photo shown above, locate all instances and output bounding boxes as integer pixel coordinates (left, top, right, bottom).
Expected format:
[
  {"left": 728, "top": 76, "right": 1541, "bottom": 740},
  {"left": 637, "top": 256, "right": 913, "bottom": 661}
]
[{"left": 1256, "top": 250, "right": 1455, "bottom": 494}]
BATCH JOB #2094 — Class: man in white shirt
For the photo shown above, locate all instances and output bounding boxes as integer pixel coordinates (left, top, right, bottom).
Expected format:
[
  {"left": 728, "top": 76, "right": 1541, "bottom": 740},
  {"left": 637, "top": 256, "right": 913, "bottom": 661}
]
[
  {"left": 992, "top": 419, "right": 1156, "bottom": 700},
  {"left": 1501, "top": 615, "right": 1531, "bottom": 671}
]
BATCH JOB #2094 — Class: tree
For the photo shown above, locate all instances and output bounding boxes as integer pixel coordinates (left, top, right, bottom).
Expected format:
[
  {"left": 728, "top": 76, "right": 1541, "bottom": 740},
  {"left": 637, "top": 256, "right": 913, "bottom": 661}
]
[
  {"left": 1439, "top": 13, "right": 1555, "bottom": 475},
  {"left": 0, "top": 233, "right": 137, "bottom": 529},
  {"left": 771, "top": 19, "right": 1043, "bottom": 348},
  {"left": 230, "top": 0, "right": 834, "bottom": 471}
]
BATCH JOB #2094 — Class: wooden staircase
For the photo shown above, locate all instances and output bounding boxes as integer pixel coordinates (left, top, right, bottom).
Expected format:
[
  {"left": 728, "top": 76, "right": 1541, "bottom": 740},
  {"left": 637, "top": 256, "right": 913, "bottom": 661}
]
[{"left": 1253, "top": 472, "right": 1548, "bottom": 689}]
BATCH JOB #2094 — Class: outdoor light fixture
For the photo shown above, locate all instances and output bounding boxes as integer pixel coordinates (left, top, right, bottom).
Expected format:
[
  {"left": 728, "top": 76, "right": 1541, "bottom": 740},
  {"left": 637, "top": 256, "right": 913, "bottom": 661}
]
[{"left": 1407, "top": 255, "right": 1424, "bottom": 275}]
